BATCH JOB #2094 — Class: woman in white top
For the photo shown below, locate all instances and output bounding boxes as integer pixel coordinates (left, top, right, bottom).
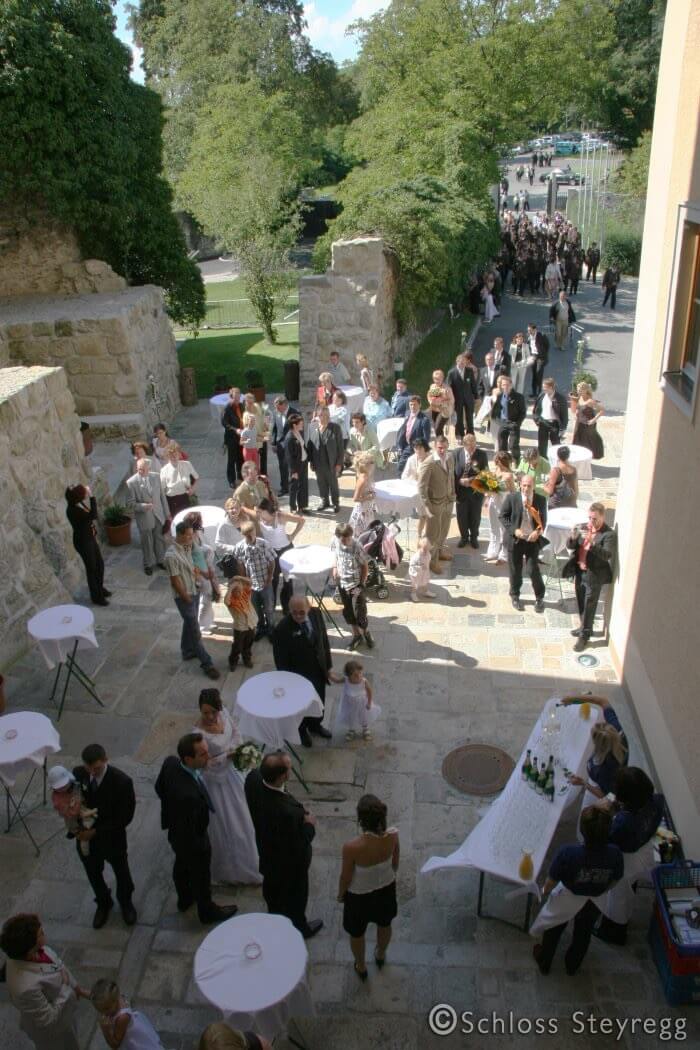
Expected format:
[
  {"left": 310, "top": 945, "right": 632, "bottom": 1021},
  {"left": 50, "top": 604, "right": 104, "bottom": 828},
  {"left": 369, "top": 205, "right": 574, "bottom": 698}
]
[
  {"left": 356, "top": 352, "right": 373, "bottom": 393},
  {"left": 160, "top": 442, "right": 198, "bottom": 517},
  {"left": 193, "top": 689, "right": 261, "bottom": 885},
  {"left": 400, "top": 437, "right": 430, "bottom": 538},
  {"left": 151, "top": 424, "right": 175, "bottom": 468},
  {"left": 91, "top": 978, "right": 165, "bottom": 1050},
  {"left": 337, "top": 794, "right": 399, "bottom": 980},
  {"left": 329, "top": 389, "right": 350, "bottom": 444},
  {"left": 349, "top": 452, "right": 379, "bottom": 536},
  {"left": 256, "top": 497, "right": 305, "bottom": 613}
]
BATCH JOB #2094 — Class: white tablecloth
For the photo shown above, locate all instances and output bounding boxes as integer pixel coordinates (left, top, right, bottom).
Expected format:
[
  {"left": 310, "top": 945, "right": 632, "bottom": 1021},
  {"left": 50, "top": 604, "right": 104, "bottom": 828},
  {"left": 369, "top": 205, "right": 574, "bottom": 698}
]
[
  {"left": 376, "top": 416, "right": 404, "bottom": 452},
  {"left": 0, "top": 713, "right": 61, "bottom": 789},
  {"left": 235, "top": 671, "right": 324, "bottom": 749},
  {"left": 421, "top": 699, "right": 601, "bottom": 894},
  {"left": 27, "top": 605, "right": 98, "bottom": 670},
  {"left": 544, "top": 506, "right": 589, "bottom": 556},
  {"left": 339, "top": 385, "right": 365, "bottom": 415},
  {"left": 171, "top": 504, "right": 226, "bottom": 546},
  {"left": 374, "top": 478, "right": 419, "bottom": 516},
  {"left": 209, "top": 393, "right": 245, "bottom": 421},
  {"left": 194, "top": 912, "right": 313, "bottom": 1041},
  {"left": 548, "top": 444, "right": 593, "bottom": 480},
  {"left": 279, "top": 544, "right": 335, "bottom": 593}
]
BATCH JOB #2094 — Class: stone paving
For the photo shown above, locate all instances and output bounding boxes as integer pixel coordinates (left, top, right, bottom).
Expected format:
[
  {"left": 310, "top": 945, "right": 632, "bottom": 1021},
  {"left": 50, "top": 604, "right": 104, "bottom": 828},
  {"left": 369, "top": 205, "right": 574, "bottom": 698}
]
[{"left": 2, "top": 284, "right": 698, "bottom": 1050}]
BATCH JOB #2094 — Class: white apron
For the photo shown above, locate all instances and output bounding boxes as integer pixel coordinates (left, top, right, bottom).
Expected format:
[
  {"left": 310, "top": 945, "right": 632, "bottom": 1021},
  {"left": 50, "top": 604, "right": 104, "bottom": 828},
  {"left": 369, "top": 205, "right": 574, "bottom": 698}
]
[
  {"left": 597, "top": 841, "right": 655, "bottom": 925},
  {"left": 530, "top": 882, "right": 600, "bottom": 936}
]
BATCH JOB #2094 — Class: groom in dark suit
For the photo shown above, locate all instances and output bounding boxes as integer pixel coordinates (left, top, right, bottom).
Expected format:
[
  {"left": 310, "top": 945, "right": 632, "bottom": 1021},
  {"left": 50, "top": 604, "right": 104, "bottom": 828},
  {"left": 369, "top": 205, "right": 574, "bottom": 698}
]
[
  {"left": 564, "top": 502, "right": 616, "bottom": 652},
  {"left": 72, "top": 743, "right": 137, "bottom": 929},
  {"left": 272, "top": 594, "right": 334, "bottom": 748},
  {"left": 452, "top": 433, "right": 489, "bottom": 549},
  {"left": 245, "top": 752, "right": 322, "bottom": 939},
  {"left": 499, "top": 474, "right": 548, "bottom": 612},
  {"left": 447, "top": 353, "right": 479, "bottom": 438},
  {"left": 155, "top": 734, "right": 238, "bottom": 925}
]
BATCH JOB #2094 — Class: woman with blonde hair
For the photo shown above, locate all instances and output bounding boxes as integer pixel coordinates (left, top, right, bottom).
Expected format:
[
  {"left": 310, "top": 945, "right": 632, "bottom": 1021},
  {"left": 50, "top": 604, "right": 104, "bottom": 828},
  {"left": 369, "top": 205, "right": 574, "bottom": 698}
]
[
  {"left": 315, "top": 371, "right": 337, "bottom": 406},
  {"left": 356, "top": 353, "right": 373, "bottom": 392},
  {"left": 160, "top": 441, "right": 198, "bottom": 517},
  {"left": 426, "top": 368, "right": 454, "bottom": 439},
  {"left": 349, "top": 452, "right": 379, "bottom": 535},
  {"left": 560, "top": 694, "right": 628, "bottom": 807},
  {"left": 572, "top": 381, "right": 604, "bottom": 459},
  {"left": 198, "top": 1022, "right": 271, "bottom": 1050}
]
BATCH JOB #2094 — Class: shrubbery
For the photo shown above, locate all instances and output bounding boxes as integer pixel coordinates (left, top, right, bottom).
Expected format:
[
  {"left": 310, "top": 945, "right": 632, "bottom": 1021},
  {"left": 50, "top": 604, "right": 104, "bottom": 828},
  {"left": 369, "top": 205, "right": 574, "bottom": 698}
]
[{"left": 604, "top": 226, "right": 643, "bottom": 275}]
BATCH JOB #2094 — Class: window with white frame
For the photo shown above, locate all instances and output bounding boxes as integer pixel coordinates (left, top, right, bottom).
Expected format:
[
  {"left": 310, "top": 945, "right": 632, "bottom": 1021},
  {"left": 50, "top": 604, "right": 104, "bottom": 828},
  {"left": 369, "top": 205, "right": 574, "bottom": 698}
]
[{"left": 661, "top": 202, "right": 700, "bottom": 418}]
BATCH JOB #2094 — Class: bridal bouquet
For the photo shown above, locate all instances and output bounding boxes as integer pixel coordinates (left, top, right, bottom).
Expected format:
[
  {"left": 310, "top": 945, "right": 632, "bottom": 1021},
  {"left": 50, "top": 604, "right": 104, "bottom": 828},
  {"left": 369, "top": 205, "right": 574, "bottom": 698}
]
[
  {"left": 470, "top": 469, "right": 503, "bottom": 495},
  {"left": 231, "top": 741, "right": 263, "bottom": 772}
]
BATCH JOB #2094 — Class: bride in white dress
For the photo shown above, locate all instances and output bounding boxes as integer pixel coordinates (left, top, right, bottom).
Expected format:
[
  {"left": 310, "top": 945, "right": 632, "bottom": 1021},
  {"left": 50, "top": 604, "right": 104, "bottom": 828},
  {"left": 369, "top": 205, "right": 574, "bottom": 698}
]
[{"left": 193, "top": 689, "right": 261, "bottom": 885}]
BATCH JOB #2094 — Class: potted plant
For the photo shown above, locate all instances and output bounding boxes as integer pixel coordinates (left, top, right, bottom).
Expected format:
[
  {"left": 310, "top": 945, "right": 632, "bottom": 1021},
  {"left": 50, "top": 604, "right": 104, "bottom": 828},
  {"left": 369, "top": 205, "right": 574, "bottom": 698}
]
[
  {"left": 104, "top": 503, "right": 132, "bottom": 547},
  {"left": 244, "top": 368, "right": 266, "bottom": 403}
]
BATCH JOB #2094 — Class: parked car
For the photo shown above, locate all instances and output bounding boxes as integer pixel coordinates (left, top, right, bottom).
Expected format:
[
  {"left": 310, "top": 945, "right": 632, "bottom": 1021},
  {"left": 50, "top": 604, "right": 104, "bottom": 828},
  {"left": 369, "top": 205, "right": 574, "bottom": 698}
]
[
  {"left": 555, "top": 140, "right": 579, "bottom": 156},
  {"left": 539, "top": 166, "right": 585, "bottom": 186},
  {"left": 580, "top": 138, "right": 610, "bottom": 152}
]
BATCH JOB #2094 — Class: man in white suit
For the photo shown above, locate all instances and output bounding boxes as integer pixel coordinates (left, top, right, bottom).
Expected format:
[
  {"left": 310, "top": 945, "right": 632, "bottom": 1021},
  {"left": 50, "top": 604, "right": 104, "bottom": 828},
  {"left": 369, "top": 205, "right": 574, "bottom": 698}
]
[{"left": 126, "top": 458, "right": 170, "bottom": 575}]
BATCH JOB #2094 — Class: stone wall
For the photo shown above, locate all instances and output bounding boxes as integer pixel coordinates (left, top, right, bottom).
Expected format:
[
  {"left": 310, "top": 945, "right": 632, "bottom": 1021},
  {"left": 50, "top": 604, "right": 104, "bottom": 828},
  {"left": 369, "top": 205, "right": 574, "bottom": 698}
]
[
  {"left": 0, "top": 366, "right": 88, "bottom": 669},
  {"left": 0, "top": 285, "right": 181, "bottom": 441},
  {"left": 298, "top": 237, "right": 398, "bottom": 410},
  {"left": 0, "top": 215, "right": 127, "bottom": 297}
]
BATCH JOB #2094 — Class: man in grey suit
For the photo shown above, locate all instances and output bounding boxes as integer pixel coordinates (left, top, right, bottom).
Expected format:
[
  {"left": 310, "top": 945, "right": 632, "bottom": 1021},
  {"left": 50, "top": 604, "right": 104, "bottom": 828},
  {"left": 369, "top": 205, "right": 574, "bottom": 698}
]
[{"left": 126, "top": 458, "right": 170, "bottom": 575}]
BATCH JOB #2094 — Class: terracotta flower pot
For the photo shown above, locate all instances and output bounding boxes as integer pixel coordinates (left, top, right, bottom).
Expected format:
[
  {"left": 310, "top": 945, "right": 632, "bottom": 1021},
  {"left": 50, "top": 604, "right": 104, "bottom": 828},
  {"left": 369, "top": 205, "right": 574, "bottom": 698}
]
[{"left": 105, "top": 520, "right": 132, "bottom": 547}]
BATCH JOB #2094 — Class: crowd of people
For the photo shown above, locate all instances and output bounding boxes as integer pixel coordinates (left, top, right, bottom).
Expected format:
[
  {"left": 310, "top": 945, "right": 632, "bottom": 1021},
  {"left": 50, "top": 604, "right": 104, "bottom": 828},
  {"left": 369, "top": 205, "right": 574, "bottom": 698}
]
[{"left": 3, "top": 190, "right": 660, "bottom": 1050}]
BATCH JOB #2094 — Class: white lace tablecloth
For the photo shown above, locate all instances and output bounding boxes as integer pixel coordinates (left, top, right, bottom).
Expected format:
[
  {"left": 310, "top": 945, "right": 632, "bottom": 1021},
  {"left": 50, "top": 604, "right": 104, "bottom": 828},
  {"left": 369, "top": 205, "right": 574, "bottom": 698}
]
[
  {"left": 194, "top": 912, "right": 313, "bottom": 1041},
  {"left": 421, "top": 699, "right": 601, "bottom": 894},
  {"left": 544, "top": 506, "right": 589, "bottom": 556},
  {"left": 339, "top": 384, "right": 365, "bottom": 415},
  {"left": 279, "top": 544, "right": 335, "bottom": 594},
  {"left": 548, "top": 443, "right": 593, "bottom": 480},
  {"left": 0, "top": 713, "right": 61, "bottom": 788},
  {"left": 376, "top": 416, "right": 404, "bottom": 451},
  {"left": 171, "top": 504, "right": 226, "bottom": 545},
  {"left": 27, "top": 605, "right": 98, "bottom": 670},
  {"left": 373, "top": 478, "right": 419, "bottom": 516},
  {"left": 209, "top": 393, "right": 231, "bottom": 421},
  {"left": 235, "top": 671, "right": 323, "bottom": 749}
]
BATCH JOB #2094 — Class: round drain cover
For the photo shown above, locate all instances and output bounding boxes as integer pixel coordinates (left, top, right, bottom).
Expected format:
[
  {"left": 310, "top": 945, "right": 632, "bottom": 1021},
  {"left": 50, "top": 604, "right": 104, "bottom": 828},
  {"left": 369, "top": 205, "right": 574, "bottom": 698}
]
[
  {"left": 577, "top": 653, "right": 599, "bottom": 668},
  {"left": 442, "top": 744, "right": 515, "bottom": 796}
]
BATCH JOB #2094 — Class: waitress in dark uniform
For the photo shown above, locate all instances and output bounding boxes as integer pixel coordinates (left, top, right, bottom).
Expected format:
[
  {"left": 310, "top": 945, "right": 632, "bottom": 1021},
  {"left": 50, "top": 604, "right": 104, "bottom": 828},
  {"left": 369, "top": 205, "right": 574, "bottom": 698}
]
[{"left": 65, "top": 484, "right": 111, "bottom": 606}]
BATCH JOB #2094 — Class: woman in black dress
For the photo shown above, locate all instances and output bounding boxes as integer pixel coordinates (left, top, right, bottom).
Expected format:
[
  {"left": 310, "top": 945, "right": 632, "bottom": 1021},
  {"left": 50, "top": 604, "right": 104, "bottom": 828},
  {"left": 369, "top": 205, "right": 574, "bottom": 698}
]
[
  {"left": 221, "top": 386, "right": 243, "bottom": 488},
  {"left": 337, "top": 794, "right": 399, "bottom": 980},
  {"left": 65, "top": 485, "right": 110, "bottom": 606},
  {"left": 572, "top": 382, "right": 604, "bottom": 459}
]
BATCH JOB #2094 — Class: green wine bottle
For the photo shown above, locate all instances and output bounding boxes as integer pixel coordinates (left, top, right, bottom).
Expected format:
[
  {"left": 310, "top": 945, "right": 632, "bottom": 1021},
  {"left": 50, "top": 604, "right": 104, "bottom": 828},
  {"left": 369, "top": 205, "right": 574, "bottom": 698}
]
[{"left": 521, "top": 749, "right": 532, "bottom": 782}]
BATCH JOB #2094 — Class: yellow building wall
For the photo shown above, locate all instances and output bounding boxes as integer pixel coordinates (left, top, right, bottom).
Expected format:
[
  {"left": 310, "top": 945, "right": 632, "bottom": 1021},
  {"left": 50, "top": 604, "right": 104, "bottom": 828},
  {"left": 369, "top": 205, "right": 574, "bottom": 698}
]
[{"left": 610, "top": 0, "right": 700, "bottom": 854}]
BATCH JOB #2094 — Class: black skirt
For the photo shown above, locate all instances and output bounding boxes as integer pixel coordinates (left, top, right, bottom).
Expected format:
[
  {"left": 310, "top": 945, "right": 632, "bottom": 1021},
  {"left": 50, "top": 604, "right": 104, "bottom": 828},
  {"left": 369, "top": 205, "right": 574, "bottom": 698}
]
[{"left": 343, "top": 881, "right": 397, "bottom": 937}]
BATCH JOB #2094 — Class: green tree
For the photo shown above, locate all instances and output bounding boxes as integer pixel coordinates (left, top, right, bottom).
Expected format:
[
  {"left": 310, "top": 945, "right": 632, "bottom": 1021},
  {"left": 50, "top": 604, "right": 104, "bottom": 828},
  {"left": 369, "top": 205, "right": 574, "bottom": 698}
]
[
  {"left": 613, "top": 130, "right": 652, "bottom": 200},
  {"left": 0, "top": 0, "right": 203, "bottom": 326},
  {"left": 597, "top": 0, "right": 666, "bottom": 147}
]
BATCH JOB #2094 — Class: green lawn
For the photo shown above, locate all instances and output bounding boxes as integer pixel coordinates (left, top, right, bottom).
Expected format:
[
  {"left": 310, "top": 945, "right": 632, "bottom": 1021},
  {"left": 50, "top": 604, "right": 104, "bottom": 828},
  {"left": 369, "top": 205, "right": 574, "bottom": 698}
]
[
  {"left": 177, "top": 325, "right": 299, "bottom": 398},
  {"left": 401, "top": 313, "right": 477, "bottom": 398}
]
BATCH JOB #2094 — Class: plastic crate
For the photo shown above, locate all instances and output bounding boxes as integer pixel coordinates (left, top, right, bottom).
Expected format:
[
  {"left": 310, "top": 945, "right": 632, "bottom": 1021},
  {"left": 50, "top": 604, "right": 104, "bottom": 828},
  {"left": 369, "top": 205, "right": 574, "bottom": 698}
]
[
  {"left": 652, "top": 861, "right": 700, "bottom": 958},
  {"left": 653, "top": 903, "right": 700, "bottom": 976},
  {"left": 648, "top": 917, "right": 700, "bottom": 1005}
]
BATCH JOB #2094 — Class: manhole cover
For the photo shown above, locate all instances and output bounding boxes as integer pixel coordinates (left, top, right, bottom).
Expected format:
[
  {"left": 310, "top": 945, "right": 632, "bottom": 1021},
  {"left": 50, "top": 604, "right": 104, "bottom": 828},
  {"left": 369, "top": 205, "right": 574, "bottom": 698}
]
[
  {"left": 577, "top": 653, "right": 600, "bottom": 668},
  {"left": 442, "top": 744, "right": 515, "bottom": 796}
]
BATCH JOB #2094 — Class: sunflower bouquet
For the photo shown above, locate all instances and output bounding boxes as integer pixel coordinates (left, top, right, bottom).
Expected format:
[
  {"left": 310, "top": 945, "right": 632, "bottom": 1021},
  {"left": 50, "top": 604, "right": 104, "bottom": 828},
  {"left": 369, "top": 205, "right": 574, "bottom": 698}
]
[
  {"left": 231, "top": 741, "right": 263, "bottom": 772},
  {"left": 470, "top": 469, "right": 503, "bottom": 495}
]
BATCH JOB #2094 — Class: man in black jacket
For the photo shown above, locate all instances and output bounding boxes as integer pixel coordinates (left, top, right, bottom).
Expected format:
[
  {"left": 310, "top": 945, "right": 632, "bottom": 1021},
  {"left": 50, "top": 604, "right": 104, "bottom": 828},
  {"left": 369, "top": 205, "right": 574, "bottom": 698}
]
[
  {"left": 490, "top": 375, "right": 526, "bottom": 461},
  {"left": 446, "top": 353, "right": 479, "bottom": 439},
  {"left": 533, "top": 377, "right": 569, "bottom": 456},
  {"left": 245, "top": 752, "right": 322, "bottom": 939},
  {"left": 72, "top": 743, "right": 136, "bottom": 929},
  {"left": 564, "top": 502, "right": 616, "bottom": 652},
  {"left": 499, "top": 475, "right": 548, "bottom": 612},
  {"left": 527, "top": 323, "right": 549, "bottom": 398},
  {"left": 272, "top": 595, "right": 334, "bottom": 748},
  {"left": 283, "top": 414, "right": 310, "bottom": 513},
  {"left": 270, "top": 395, "right": 294, "bottom": 496},
  {"left": 155, "top": 734, "right": 238, "bottom": 925},
  {"left": 452, "top": 434, "right": 489, "bottom": 549}
]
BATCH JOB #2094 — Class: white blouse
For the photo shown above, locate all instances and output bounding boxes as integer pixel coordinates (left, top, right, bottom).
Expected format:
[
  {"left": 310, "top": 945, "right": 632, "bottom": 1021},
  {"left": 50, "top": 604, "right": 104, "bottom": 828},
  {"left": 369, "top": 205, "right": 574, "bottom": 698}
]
[{"left": 160, "top": 459, "right": 198, "bottom": 496}]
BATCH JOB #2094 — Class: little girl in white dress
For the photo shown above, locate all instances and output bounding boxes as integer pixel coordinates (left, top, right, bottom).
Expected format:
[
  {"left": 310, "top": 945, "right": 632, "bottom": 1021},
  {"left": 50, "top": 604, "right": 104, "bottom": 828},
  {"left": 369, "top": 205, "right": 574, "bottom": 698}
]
[
  {"left": 92, "top": 979, "right": 165, "bottom": 1050},
  {"left": 408, "top": 537, "right": 435, "bottom": 602},
  {"left": 336, "top": 660, "right": 380, "bottom": 741}
]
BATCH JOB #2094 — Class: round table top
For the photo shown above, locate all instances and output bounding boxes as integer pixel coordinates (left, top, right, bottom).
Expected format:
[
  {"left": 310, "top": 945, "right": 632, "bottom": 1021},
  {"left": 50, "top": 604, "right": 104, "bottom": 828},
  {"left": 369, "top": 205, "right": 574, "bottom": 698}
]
[
  {"left": 548, "top": 444, "right": 593, "bottom": 466},
  {"left": 546, "top": 507, "right": 589, "bottom": 530},
  {"left": 194, "top": 912, "right": 308, "bottom": 1015},
  {"left": 0, "top": 712, "right": 60, "bottom": 767},
  {"left": 209, "top": 393, "right": 245, "bottom": 406},
  {"left": 339, "top": 384, "right": 364, "bottom": 399},
  {"left": 374, "top": 478, "right": 418, "bottom": 501},
  {"left": 279, "top": 544, "right": 335, "bottom": 578},
  {"left": 170, "top": 504, "right": 226, "bottom": 539},
  {"left": 27, "top": 604, "right": 94, "bottom": 643},
  {"left": 376, "top": 417, "right": 404, "bottom": 449},
  {"left": 237, "top": 671, "right": 321, "bottom": 720}
]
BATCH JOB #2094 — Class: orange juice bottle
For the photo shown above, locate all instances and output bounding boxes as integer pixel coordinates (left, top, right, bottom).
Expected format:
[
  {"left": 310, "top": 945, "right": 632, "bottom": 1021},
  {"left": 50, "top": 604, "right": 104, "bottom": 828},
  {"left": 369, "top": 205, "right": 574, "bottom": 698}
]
[
  {"left": 518, "top": 849, "right": 534, "bottom": 881},
  {"left": 580, "top": 701, "right": 591, "bottom": 720}
]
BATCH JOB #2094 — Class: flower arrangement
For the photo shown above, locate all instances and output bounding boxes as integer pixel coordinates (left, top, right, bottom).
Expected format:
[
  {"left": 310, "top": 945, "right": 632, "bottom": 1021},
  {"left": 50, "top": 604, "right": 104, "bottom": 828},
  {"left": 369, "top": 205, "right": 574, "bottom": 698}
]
[
  {"left": 470, "top": 469, "right": 503, "bottom": 495},
  {"left": 231, "top": 741, "right": 263, "bottom": 772}
]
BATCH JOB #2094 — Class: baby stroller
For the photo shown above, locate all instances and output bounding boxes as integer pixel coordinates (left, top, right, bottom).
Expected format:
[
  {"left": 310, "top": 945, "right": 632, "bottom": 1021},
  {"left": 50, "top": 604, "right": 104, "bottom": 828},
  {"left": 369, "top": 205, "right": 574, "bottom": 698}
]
[{"left": 356, "top": 515, "right": 403, "bottom": 600}]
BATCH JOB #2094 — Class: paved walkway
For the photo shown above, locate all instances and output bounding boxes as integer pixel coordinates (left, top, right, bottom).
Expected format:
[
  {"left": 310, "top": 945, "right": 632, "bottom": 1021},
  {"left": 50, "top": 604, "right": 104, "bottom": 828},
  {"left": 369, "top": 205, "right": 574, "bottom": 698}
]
[{"left": 2, "top": 281, "right": 695, "bottom": 1050}]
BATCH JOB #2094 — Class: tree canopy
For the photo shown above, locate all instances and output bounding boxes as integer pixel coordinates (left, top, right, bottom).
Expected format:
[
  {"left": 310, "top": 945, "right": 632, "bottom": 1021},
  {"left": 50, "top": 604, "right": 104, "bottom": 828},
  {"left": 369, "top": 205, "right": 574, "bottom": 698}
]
[
  {"left": 597, "top": 0, "right": 666, "bottom": 147},
  {"left": 0, "top": 0, "right": 204, "bottom": 326}
]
